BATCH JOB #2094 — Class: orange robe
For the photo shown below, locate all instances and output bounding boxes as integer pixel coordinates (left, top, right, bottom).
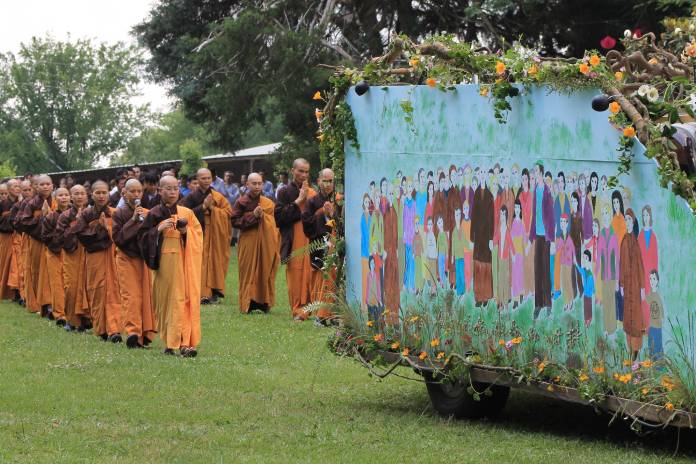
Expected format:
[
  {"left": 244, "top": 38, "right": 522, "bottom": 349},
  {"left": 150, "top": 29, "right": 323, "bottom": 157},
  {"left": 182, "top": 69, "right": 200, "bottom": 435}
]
[
  {"left": 44, "top": 249, "right": 65, "bottom": 321},
  {"left": 0, "top": 233, "right": 13, "bottom": 300},
  {"left": 232, "top": 194, "right": 280, "bottom": 313},
  {"left": 140, "top": 205, "right": 203, "bottom": 350},
  {"left": 58, "top": 205, "right": 90, "bottom": 328}
]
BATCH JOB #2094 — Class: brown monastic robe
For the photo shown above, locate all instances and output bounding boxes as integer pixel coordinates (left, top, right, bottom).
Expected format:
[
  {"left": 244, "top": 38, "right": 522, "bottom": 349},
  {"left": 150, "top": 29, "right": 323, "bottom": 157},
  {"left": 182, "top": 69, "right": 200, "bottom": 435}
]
[
  {"left": 75, "top": 206, "right": 121, "bottom": 337},
  {"left": 232, "top": 193, "right": 280, "bottom": 313},
  {"left": 40, "top": 209, "right": 67, "bottom": 321},
  {"left": 275, "top": 182, "right": 316, "bottom": 319},
  {"left": 181, "top": 188, "right": 232, "bottom": 298},
  {"left": 112, "top": 204, "right": 156, "bottom": 345},
  {"left": 57, "top": 206, "right": 90, "bottom": 328},
  {"left": 8, "top": 199, "right": 24, "bottom": 294},
  {"left": 470, "top": 186, "right": 494, "bottom": 303},
  {"left": 382, "top": 203, "right": 399, "bottom": 324},
  {"left": 0, "top": 198, "right": 16, "bottom": 299},
  {"left": 139, "top": 203, "right": 203, "bottom": 349},
  {"left": 620, "top": 230, "right": 646, "bottom": 351}
]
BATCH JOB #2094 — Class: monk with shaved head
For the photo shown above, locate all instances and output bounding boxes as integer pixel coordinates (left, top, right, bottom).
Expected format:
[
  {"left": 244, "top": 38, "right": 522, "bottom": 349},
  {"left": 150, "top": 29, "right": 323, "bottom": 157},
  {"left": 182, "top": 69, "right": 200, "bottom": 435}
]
[
  {"left": 7, "top": 179, "right": 27, "bottom": 304},
  {"left": 275, "top": 158, "right": 316, "bottom": 320},
  {"left": 0, "top": 183, "right": 16, "bottom": 300},
  {"left": 73, "top": 180, "right": 122, "bottom": 341},
  {"left": 302, "top": 168, "right": 343, "bottom": 324},
  {"left": 40, "top": 187, "right": 71, "bottom": 325},
  {"left": 15, "top": 174, "right": 55, "bottom": 316},
  {"left": 231, "top": 173, "right": 279, "bottom": 314},
  {"left": 112, "top": 178, "right": 156, "bottom": 348},
  {"left": 139, "top": 175, "right": 203, "bottom": 356},
  {"left": 180, "top": 167, "right": 233, "bottom": 304},
  {"left": 56, "top": 185, "right": 91, "bottom": 331}
]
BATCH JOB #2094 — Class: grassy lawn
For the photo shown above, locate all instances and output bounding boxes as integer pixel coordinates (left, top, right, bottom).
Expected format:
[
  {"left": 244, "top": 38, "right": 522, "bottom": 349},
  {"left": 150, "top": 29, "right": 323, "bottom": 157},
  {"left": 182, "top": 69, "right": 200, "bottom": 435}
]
[{"left": 2, "top": 253, "right": 696, "bottom": 463}]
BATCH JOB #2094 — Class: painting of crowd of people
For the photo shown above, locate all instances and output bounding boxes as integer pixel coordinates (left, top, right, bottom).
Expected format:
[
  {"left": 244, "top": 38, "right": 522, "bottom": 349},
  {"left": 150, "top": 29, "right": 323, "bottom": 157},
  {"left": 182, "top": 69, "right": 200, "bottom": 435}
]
[{"left": 359, "top": 161, "right": 664, "bottom": 360}]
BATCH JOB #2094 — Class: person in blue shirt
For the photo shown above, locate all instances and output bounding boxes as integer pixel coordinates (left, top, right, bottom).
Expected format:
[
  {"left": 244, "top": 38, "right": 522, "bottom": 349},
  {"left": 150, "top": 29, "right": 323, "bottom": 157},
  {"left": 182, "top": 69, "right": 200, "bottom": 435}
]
[
  {"left": 219, "top": 170, "right": 240, "bottom": 207},
  {"left": 575, "top": 249, "right": 596, "bottom": 327},
  {"left": 258, "top": 170, "right": 276, "bottom": 200}
]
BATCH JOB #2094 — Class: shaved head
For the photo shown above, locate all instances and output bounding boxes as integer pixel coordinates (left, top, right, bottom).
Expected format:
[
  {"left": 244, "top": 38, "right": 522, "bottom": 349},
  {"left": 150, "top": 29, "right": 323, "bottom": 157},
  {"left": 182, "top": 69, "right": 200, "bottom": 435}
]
[
  {"left": 196, "top": 168, "right": 211, "bottom": 178},
  {"left": 159, "top": 175, "right": 180, "bottom": 206},
  {"left": 70, "top": 184, "right": 88, "bottom": 208},
  {"left": 159, "top": 175, "right": 178, "bottom": 188},
  {"left": 247, "top": 173, "right": 262, "bottom": 183},
  {"left": 36, "top": 174, "right": 52, "bottom": 184},
  {"left": 196, "top": 167, "right": 212, "bottom": 191},
  {"left": 161, "top": 170, "right": 174, "bottom": 177},
  {"left": 92, "top": 180, "right": 109, "bottom": 191},
  {"left": 317, "top": 168, "right": 335, "bottom": 195},
  {"left": 125, "top": 178, "right": 142, "bottom": 191},
  {"left": 291, "top": 158, "right": 310, "bottom": 184},
  {"left": 319, "top": 168, "right": 334, "bottom": 179},
  {"left": 70, "top": 184, "right": 86, "bottom": 195},
  {"left": 292, "top": 158, "right": 309, "bottom": 168},
  {"left": 55, "top": 187, "right": 69, "bottom": 196},
  {"left": 247, "top": 172, "right": 263, "bottom": 198},
  {"left": 7, "top": 179, "right": 18, "bottom": 187}
]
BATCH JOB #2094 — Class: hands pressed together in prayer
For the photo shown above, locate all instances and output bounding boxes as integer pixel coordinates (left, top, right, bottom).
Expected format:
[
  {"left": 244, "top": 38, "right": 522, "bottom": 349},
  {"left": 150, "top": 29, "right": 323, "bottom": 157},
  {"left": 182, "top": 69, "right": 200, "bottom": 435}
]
[
  {"left": 203, "top": 193, "right": 213, "bottom": 211},
  {"left": 253, "top": 206, "right": 263, "bottom": 218},
  {"left": 41, "top": 200, "right": 50, "bottom": 216},
  {"left": 295, "top": 181, "right": 309, "bottom": 206},
  {"left": 323, "top": 201, "right": 334, "bottom": 218}
]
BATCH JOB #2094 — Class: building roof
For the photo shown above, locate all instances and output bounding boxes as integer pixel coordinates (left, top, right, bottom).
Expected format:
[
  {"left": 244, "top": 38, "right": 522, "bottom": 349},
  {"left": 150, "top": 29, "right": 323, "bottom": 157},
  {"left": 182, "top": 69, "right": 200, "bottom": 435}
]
[{"left": 202, "top": 142, "right": 281, "bottom": 161}]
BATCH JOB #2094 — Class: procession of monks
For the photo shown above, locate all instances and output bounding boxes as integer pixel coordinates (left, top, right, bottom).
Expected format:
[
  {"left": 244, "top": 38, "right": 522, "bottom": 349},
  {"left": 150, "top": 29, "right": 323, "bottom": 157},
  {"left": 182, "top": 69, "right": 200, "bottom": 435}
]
[{"left": 0, "top": 158, "right": 341, "bottom": 356}]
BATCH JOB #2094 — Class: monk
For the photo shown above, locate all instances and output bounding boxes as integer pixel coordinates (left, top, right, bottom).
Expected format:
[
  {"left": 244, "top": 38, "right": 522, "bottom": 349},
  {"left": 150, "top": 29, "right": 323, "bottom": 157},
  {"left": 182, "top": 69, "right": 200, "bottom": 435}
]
[
  {"left": 181, "top": 168, "right": 232, "bottom": 304},
  {"left": 275, "top": 158, "right": 316, "bottom": 320},
  {"left": 301, "top": 168, "right": 342, "bottom": 325},
  {"left": 5, "top": 179, "right": 22, "bottom": 302},
  {"left": 15, "top": 175, "right": 55, "bottom": 316},
  {"left": 112, "top": 179, "right": 157, "bottom": 349},
  {"left": 231, "top": 173, "right": 279, "bottom": 314},
  {"left": 57, "top": 185, "right": 91, "bottom": 331},
  {"left": 74, "top": 181, "right": 122, "bottom": 342},
  {"left": 40, "top": 187, "right": 71, "bottom": 326},
  {"left": 139, "top": 176, "right": 203, "bottom": 357},
  {"left": 0, "top": 183, "right": 16, "bottom": 300},
  {"left": 11, "top": 180, "right": 35, "bottom": 306}
]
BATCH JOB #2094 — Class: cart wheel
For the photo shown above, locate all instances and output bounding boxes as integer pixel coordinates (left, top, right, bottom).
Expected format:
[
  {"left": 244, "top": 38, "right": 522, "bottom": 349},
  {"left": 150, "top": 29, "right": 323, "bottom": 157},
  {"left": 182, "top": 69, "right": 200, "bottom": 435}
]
[{"left": 424, "top": 373, "right": 509, "bottom": 419}]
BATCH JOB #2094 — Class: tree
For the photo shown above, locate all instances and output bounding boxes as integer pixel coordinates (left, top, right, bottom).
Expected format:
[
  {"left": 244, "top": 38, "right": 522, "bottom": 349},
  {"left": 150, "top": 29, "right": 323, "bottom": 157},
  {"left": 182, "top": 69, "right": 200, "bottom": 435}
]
[
  {"left": 178, "top": 138, "right": 205, "bottom": 177},
  {"left": 0, "top": 36, "right": 151, "bottom": 173}
]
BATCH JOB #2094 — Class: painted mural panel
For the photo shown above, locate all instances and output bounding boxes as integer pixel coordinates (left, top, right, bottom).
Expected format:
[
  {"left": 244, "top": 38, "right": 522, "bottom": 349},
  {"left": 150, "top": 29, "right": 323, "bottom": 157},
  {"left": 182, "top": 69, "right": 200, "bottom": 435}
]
[{"left": 344, "top": 85, "right": 696, "bottom": 374}]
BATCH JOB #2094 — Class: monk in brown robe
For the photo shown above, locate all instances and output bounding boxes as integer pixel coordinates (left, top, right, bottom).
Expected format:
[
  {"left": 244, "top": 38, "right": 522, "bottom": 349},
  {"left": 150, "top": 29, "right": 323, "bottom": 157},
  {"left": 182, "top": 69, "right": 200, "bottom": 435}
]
[
  {"left": 181, "top": 168, "right": 232, "bottom": 304},
  {"left": 13, "top": 180, "right": 36, "bottom": 307},
  {"left": 139, "top": 175, "right": 203, "bottom": 357},
  {"left": 0, "top": 183, "right": 16, "bottom": 300},
  {"left": 382, "top": 186, "right": 399, "bottom": 324},
  {"left": 16, "top": 175, "right": 55, "bottom": 316},
  {"left": 232, "top": 173, "right": 280, "bottom": 314},
  {"left": 57, "top": 185, "right": 91, "bottom": 331},
  {"left": 5, "top": 179, "right": 22, "bottom": 302},
  {"left": 275, "top": 158, "right": 316, "bottom": 320},
  {"left": 40, "top": 187, "right": 71, "bottom": 326},
  {"left": 74, "top": 181, "right": 122, "bottom": 342},
  {"left": 470, "top": 172, "right": 495, "bottom": 305},
  {"left": 112, "top": 179, "right": 156, "bottom": 349},
  {"left": 302, "top": 168, "right": 342, "bottom": 324},
  {"left": 620, "top": 209, "right": 646, "bottom": 359}
]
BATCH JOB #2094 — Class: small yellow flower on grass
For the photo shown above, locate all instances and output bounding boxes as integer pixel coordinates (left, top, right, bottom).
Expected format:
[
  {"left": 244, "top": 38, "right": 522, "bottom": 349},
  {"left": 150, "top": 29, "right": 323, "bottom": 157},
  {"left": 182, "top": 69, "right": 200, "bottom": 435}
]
[
  {"left": 615, "top": 71, "right": 624, "bottom": 80},
  {"left": 579, "top": 373, "right": 589, "bottom": 382},
  {"left": 495, "top": 77, "right": 503, "bottom": 84},
  {"left": 623, "top": 126, "right": 636, "bottom": 138},
  {"left": 609, "top": 101, "right": 620, "bottom": 114},
  {"left": 391, "top": 341, "right": 400, "bottom": 350},
  {"left": 315, "top": 109, "right": 324, "bottom": 120},
  {"left": 553, "top": 376, "right": 561, "bottom": 383},
  {"left": 579, "top": 63, "right": 590, "bottom": 75},
  {"left": 401, "top": 348, "right": 410, "bottom": 356},
  {"left": 409, "top": 315, "right": 419, "bottom": 323},
  {"left": 623, "top": 359, "right": 632, "bottom": 366},
  {"left": 419, "top": 351, "right": 428, "bottom": 360},
  {"left": 426, "top": 77, "right": 437, "bottom": 87},
  {"left": 589, "top": 55, "right": 601, "bottom": 67},
  {"left": 430, "top": 338, "right": 440, "bottom": 347},
  {"left": 665, "top": 402, "right": 675, "bottom": 411}
]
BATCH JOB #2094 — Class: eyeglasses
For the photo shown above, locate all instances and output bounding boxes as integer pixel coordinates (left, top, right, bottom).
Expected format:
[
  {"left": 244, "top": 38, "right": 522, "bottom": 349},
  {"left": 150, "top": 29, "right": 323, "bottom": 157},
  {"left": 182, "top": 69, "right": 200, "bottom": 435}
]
[{"left": 161, "top": 186, "right": 180, "bottom": 192}]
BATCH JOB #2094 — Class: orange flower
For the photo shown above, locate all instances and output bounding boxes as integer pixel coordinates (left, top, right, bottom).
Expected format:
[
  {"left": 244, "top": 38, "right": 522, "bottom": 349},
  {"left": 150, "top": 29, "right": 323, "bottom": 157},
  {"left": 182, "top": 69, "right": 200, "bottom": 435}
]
[
  {"left": 623, "top": 126, "right": 636, "bottom": 138},
  {"left": 409, "top": 57, "right": 420, "bottom": 67},
  {"left": 619, "top": 373, "right": 632, "bottom": 384},
  {"left": 665, "top": 402, "right": 675, "bottom": 411},
  {"left": 615, "top": 71, "right": 624, "bottom": 80},
  {"left": 553, "top": 376, "right": 561, "bottom": 383},
  {"left": 661, "top": 376, "right": 675, "bottom": 391},
  {"left": 418, "top": 351, "right": 428, "bottom": 360},
  {"left": 641, "top": 387, "right": 650, "bottom": 395},
  {"left": 613, "top": 373, "right": 620, "bottom": 380},
  {"left": 589, "top": 55, "right": 601, "bottom": 67},
  {"left": 495, "top": 61, "right": 506, "bottom": 75},
  {"left": 430, "top": 338, "right": 440, "bottom": 347},
  {"left": 498, "top": 339, "right": 505, "bottom": 346},
  {"left": 436, "top": 351, "right": 445, "bottom": 360},
  {"left": 592, "top": 366, "right": 605, "bottom": 374},
  {"left": 401, "top": 348, "right": 410, "bottom": 356},
  {"left": 426, "top": 77, "right": 437, "bottom": 87},
  {"left": 537, "top": 362, "right": 546, "bottom": 373},
  {"left": 528, "top": 64, "right": 538, "bottom": 76},
  {"left": 315, "top": 109, "right": 324, "bottom": 121},
  {"left": 648, "top": 57, "right": 659, "bottom": 65},
  {"left": 391, "top": 341, "right": 400, "bottom": 350},
  {"left": 511, "top": 337, "right": 523, "bottom": 344},
  {"left": 366, "top": 320, "right": 374, "bottom": 327},
  {"left": 373, "top": 334, "right": 384, "bottom": 342},
  {"left": 579, "top": 63, "right": 590, "bottom": 75},
  {"left": 609, "top": 101, "right": 621, "bottom": 114},
  {"left": 325, "top": 219, "right": 336, "bottom": 228},
  {"left": 579, "top": 373, "right": 589, "bottom": 382},
  {"left": 641, "top": 360, "right": 653, "bottom": 368},
  {"left": 312, "top": 91, "right": 323, "bottom": 100}
]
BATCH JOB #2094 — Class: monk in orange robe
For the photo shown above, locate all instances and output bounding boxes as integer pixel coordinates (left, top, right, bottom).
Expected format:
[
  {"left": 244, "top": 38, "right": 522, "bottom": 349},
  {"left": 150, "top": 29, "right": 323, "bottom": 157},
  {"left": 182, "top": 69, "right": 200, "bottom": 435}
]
[
  {"left": 302, "top": 168, "right": 342, "bottom": 324},
  {"left": 74, "top": 181, "right": 122, "bottom": 342},
  {"left": 181, "top": 168, "right": 232, "bottom": 304},
  {"left": 5, "top": 179, "right": 22, "bottom": 302},
  {"left": 0, "top": 183, "right": 17, "bottom": 300},
  {"left": 57, "top": 185, "right": 91, "bottom": 331},
  {"left": 112, "top": 179, "right": 157, "bottom": 349},
  {"left": 9, "top": 180, "right": 34, "bottom": 305},
  {"left": 15, "top": 175, "right": 55, "bottom": 316},
  {"left": 231, "top": 173, "right": 279, "bottom": 314},
  {"left": 40, "top": 187, "right": 71, "bottom": 326},
  {"left": 139, "top": 175, "right": 203, "bottom": 357},
  {"left": 275, "top": 158, "right": 316, "bottom": 320}
]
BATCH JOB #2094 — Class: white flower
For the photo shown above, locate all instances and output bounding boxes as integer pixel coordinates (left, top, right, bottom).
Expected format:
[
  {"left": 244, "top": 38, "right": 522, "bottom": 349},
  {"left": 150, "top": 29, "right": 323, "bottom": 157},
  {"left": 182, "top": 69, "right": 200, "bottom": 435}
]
[
  {"left": 675, "top": 27, "right": 683, "bottom": 34},
  {"left": 624, "top": 29, "right": 632, "bottom": 38},
  {"left": 689, "top": 93, "right": 696, "bottom": 112},
  {"left": 646, "top": 87, "right": 659, "bottom": 102},
  {"left": 637, "top": 84, "right": 650, "bottom": 97},
  {"left": 690, "top": 24, "right": 695, "bottom": 31}
]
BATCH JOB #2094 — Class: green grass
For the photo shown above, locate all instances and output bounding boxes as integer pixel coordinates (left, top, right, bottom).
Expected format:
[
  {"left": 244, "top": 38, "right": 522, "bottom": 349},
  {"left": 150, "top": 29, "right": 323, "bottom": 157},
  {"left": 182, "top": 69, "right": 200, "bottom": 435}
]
[{"left": 2, "top": 253, "right": 696, "bottom": 463}]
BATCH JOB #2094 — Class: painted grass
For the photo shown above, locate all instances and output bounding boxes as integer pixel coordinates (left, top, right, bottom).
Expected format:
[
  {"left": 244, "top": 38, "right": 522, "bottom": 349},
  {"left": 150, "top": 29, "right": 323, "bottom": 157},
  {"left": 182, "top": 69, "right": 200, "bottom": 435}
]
[{"left": 2, "top": 253, "right": 696, "bottom": 463}]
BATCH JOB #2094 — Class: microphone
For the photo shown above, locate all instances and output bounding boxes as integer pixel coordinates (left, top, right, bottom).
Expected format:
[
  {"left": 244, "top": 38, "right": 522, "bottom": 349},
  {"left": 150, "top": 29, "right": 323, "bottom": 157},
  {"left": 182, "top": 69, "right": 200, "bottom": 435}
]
[{"left": 134, "top": 198, "right": 144, "bottom": 222}]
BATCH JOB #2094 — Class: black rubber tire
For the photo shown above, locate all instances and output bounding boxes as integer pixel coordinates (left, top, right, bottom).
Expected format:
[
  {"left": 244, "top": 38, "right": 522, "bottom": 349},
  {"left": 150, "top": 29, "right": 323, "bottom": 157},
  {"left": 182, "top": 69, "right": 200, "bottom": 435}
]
[{"left": 424, "top": 373, "right": 510, "bottom": 419}]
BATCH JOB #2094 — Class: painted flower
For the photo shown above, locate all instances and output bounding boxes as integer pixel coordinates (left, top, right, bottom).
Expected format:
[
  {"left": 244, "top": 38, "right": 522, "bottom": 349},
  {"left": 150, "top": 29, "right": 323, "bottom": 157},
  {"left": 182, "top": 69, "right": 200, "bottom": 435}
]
[
  {"left": 498, "top": 339, "right": 505, "bottom": 346},
  {"left": 430, "top": 338, "right": 440, "bottom": 347},
  {"left": 401, "top": 348, "right": 410, "bottom": 356},
  {"left": 436, "top": 351, "right": 445, "bottom": 360},
  {"left": 600, "top": 36, "right": 617, "bottom": 50},
  {"left": 593, "top": 366, "right": 605, "bottom": 374},
  {"left": 528, "top": 64, "right": 539, "bottom": 76},
  {"left": 511, "top": 337, "right": 523, "bottom": 344},
  {"left": 409, "top": 57, "right": 420, "bottom": 67},
  {"left": 419, "top": 351, "right": 428, "bottom": 360},
  {"left": 632, "top": 362, "right": 640, "bottom": 372},
  {"left": 495, "top": 61, "right": 506, "bottom": 75},
  {"left": 622, "top": 359, "right": 632, "bottom": 366},
  {"left": 505, "top": 340, "right": 514, "bottom": 350},
  {"left": 409, "top": 316, "right": 419, "bottom": 323},
  {"left": 579, "top": 373, "right": 589, "bottom": 382},
  {"left": 426, "top": 77, "right": 437, "bottom": 87},
  {"left": 579, "top": 63, "right": 590, "bottom": 75},
  {"left": 665, "top": 402, "right": 675, "bottom": 411},
  {"left": 538, "top": 362, "right": 546, "bottom": 373},
  {"left": 373, "top": 333, "right": 384, "bottom": 342},
  {"left": 641, "top": 360, "right": 653, "bottom": 368},
  {"left": 366, "top": 320, "right": 374, "bottom": 327},
  {"left": 589, "top": 55, "right": 601, "bottom": 67},
  {"left": 312, "top": 91, "right": 323, "bottom": 100},
  {"left": 391, "top": 341, "right": 400, "bottom": 350},
  {"left": 641, "top": 387, "right": 650, "bottom": 395},
  {"left": 609, "top": 101, "right": 621, "bottom": 114},
  {"left": 480, "top": 86, "right": 490, "bottom": 97},
  {"left": 623, "top": 126, "right": 636, "bottom": 138},
  {"left": 615, "top": 71, "right": 624, "bottom": 80}
]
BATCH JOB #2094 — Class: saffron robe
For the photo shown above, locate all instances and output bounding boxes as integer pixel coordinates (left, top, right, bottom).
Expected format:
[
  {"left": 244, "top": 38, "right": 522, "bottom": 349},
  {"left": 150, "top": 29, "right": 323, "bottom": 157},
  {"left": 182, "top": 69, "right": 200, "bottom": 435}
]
[
  {"left": 57, "top": 206, "right": 89, "bottom": 328},
  {"left": 112, "top": 204, "right": 156, "bottom": 344},
  {"left": 181, "top": 188, "right": 232, "bottom": 298},
  {"left": 0, "top": 198, "right": 16, "bottom": 299},
  {"left": 139, "top": 204, "right": 203, "bottom": 349},
  {"left": 7, "top": 199, "right": 23, "bottom": 293},
  {"left": 40, "top": 209, "right": 67, "bottom": 321},
  {"left": 232, "top": 194, "right": 280, "bottom": 313}
]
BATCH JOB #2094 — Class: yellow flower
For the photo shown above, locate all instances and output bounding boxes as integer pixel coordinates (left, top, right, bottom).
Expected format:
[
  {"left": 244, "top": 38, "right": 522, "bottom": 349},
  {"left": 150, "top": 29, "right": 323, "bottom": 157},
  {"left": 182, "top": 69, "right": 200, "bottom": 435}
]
[
  {"left": 409, "top": 315, "right": 419, "bottom": 323},
  {"left": 579, "top": 63, "right": 590, "bottom": 75},
  {"left": 641, "top": 388, "right": 650, "bottom": 395},
  {"left": 426, "top": 77, "right": 437, "bottom": 87},
  {"left": 418, "top": 351, "right": 428, "bottom": 360},
  {"left": 315, "top": 109, "right": 324, "bottom": 121},
  {"left": 579, "top": 373, "right": 589, "bottom": 382},
  {"left": 623, "top": 126, "right": 636, "bottom": 138},
  {"left": 401, "top": 348, "right": 410, "bottom": 356},
  {"left": 430, "top": 338, "right": 440, "bottom": 347},
  {"left": 589, "top": 55, "right": 601, "bottom": 67},
  {"left": 495, "top": 77, "right": 503, "bottom": 84},
  {"left": 592, "top": 366, "right": 605, "bottom": 374},
  {"left": 512, "top": 337, "right": 523, "bottom": 344},
  {"left": 409, "top": 57, "right": 420, "bottom": 67},
  {"left": 498, "top": 339, "right": 505, "bottom": 346},
  {"left": 613, "top": 373, "right": 620, "bottom": 380},
  {"left": 312, "top": 91, "right": 323, "bottom": 100},
  {"left": 495, "top": 61, "right": 506, "bottom": 75},
  {"left": 665, "top": 402, "right": 675, "bottom": 411},
  {"left": 622, "top": 359, "right": 632, "bottom": 366},
  {"left": 661, "top": 376, "right": 675, "bottom": 391},
  {"left": 366, "top": 320, "right": 374, "bottom": 327},
  {"left": 325, "top": 219, "right": 336, "bottom": 228},
  {"left": 615, "top": 71, "right": 624, "bottom": 80},
  {"left": 609, "top": 101, "right": 621, "bottom": 114},
  {"left": 537, "top": 362, "right": 546, "bottom": 373},
  {"left": 391, "top": 341, "right": 400, "bottom": 350},
  {"left": 641, "top": 360, "right": 653, "bottom": 368},
  {"left": 436, "top": 351, "right": 445, "bottom": 360},
  {"left": 619, "top": 373, "right": 632, "bottom": 384},
  {"left": 373, "top": 334, "right": 384, "bottom": 342},
  {"left": 479, "top": 86, "right": 490, "bottom": 97},
  {"left": 528, "top": 64, "right": 538, "bottom": 76}
]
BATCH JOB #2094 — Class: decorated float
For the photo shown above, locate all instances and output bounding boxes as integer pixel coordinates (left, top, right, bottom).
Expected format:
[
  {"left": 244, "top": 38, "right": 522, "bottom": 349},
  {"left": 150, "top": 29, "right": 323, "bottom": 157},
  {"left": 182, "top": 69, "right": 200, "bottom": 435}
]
[{"left": 317, "top": 23, "right": 696, "bottom": 431}]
